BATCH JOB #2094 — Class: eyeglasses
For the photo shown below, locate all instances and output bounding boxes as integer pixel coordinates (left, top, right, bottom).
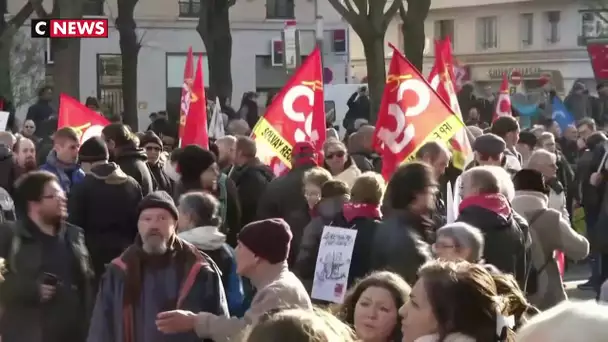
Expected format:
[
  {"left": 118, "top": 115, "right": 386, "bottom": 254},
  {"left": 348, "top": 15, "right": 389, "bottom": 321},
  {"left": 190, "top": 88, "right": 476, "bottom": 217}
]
[
  {"left": 41, "top": 193, "right": 66, "bottom": 201},
  {"left": 432, "top": 242, "right": 457, "bottom": 250},
  {"left": 326, "top": 151, "right": 346, "bottom": 159}
]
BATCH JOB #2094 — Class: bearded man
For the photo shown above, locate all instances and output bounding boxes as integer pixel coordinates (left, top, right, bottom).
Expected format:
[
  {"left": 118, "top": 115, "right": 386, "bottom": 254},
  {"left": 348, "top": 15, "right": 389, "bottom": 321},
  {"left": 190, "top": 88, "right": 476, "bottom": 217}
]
[{"left": 87, "top": 191, "right": 229, "bottom": 342}]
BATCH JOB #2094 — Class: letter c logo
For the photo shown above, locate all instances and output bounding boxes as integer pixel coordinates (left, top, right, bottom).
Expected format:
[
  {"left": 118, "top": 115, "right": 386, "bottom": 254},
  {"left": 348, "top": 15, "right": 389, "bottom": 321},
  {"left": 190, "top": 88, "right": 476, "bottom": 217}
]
[
  {"left": 282, "top": 85, "right": 319, "bottom": 143},
  {"left": 35, "top": 21, "right": 47, "bottom": 36}
]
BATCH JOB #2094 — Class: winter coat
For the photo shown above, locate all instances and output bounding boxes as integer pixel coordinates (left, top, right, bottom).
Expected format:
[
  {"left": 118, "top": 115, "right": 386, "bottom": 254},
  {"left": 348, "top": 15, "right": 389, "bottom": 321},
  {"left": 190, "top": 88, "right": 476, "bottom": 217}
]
[
  {"left": 193, "top": 263, "right": 312, "bottom": 342},
  {"left": 257, "top": 163, "right": 317, "bottom": 266},
  {"left": 0, "top": 146, "right": 14, "bottom": 194},
  {"left": 67, "top": 163, "right": 143, "bottom": 282},
  {"left": 294, "top": 196, "right": 350, "bottom": 292},
  {"left": 178, "top": 226, "right": 245, "bottom": 317},
  {"left": 25, "top": 100, "right": 55, "bottom": 127},
  {"left": 148, "top": 160, "right": 173, "bottom": 194},
  {"left": 0, "top": 218, "right": 95, "bottom": 342},
  {"left": 457, "top": 193, "right": 531, "bottom": 289},
  {"left": 87, "top": 238, "right": 229, "bottom": 342},
  {"left": 229, "top": 158, "right": 274, "bottom": 227},
  {"left": 370, "top": 210, "right": 433, "bottom": 285},
  {"left": 324, "top": 157, "right": 361, "bottom": 188},
  {"left": 512, "top": 191, "right": 589, "bottom": 309},
  {"left": 112, "top": 146, "right": 154, "bottom": 196},
  {"left": 39, "top": 150, "right": 85, "bottom": 195}
]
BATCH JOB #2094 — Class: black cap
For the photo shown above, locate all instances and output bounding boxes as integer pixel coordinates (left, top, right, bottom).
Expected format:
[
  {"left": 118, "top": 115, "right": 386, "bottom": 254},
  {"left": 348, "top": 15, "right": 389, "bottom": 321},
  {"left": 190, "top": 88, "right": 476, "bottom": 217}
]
[{"left": 473, "top": 133, "right": 506, "bottom": 157}]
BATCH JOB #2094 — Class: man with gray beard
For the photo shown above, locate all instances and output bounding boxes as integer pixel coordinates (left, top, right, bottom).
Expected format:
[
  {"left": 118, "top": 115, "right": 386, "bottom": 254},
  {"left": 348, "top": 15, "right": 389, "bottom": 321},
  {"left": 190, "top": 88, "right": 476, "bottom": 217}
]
[{"left": 87, "top": 191, "right": 229, "bottom": 342}]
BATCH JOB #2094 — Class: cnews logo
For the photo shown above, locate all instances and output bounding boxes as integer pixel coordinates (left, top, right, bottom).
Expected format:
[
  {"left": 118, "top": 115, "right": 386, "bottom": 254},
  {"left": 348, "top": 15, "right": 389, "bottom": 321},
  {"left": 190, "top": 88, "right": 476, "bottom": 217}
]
[{"left": 31, "top": 19, "right": 109, "bottom": 38}]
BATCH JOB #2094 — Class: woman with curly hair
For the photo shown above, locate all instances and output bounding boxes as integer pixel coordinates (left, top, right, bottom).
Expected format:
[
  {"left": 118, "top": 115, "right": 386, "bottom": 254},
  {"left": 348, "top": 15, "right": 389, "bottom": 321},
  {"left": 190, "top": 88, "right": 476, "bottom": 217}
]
[
  {"left": 399, "top": 260, "right": 531, "bottom": 342},
  {"left": 334, "top": 271, "right": 411, "bottom": 342}
]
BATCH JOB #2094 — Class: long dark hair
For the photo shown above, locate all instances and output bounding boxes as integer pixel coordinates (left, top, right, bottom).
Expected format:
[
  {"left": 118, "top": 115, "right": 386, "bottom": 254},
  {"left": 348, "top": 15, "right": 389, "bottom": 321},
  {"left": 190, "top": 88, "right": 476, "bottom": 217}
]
[{"left": 333, "top": 271, "right": 411, "bottom": 342}]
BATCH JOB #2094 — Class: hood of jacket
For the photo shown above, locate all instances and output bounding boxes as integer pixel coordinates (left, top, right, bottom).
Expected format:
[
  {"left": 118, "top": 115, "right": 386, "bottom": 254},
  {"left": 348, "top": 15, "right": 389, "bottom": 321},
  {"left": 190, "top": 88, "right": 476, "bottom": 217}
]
[
  {"left": 512, "top": 190, "right": 548, "bottom": 215},
  {"left": 114, "top": 146, "right": 147, "bottom": 162},
  {"left": 178, "top": 226, "right": 226, "bottom": 250},
  {"left": 90, "top": 162, "right": 129, "bottom": 185}
]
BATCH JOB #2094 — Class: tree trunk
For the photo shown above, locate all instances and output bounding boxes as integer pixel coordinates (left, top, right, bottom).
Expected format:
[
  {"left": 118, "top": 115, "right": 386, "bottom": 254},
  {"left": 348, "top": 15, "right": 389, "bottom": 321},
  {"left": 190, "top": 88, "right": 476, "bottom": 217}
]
[
  {"left": 400, "top": 0, "right": 431, "bottom": 72},
  {"left": 52, "top": 0, "right": 84, "bottom": 100},
  {"left": 197, "top": 0, "right": 233, "bottom": 102},
  {"left": 116, "top": 0, "right": 139, "bottom": 129},
  {"left": 0, "top": 0, "right": 36, "bottom": 100},
  {"left": 362, "top": 34, "right": 386, "bottom": 123}
]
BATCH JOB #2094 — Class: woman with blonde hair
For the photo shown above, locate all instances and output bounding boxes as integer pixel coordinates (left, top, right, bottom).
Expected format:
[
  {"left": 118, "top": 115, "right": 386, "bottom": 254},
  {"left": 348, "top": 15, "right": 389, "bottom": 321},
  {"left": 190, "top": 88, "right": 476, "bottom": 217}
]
[
  {"left": 335, "top": 271, "right": 411, "bottom": 342},
  {"left": 242, "top": 308, "right": 356, "bottom": 342},
  {"left": 399, "top": 260, "right": 530, "bottom": 342},
  {"left": 322, "top": 138, "right": 361, "bottom": 187}
]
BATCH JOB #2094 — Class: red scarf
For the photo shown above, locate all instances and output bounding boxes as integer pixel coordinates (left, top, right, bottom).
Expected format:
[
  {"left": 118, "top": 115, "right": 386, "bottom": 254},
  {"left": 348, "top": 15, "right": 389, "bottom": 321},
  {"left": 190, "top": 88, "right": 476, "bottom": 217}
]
[{"left": 343, "top": 203, "right": 382, "bottom": 222}]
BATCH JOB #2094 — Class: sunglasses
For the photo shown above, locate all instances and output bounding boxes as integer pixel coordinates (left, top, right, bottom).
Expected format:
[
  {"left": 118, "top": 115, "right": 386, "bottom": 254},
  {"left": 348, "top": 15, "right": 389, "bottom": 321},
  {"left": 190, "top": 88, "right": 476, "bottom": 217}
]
[{"left": 326, "top": 151, "right": 345, "bottom": 159}]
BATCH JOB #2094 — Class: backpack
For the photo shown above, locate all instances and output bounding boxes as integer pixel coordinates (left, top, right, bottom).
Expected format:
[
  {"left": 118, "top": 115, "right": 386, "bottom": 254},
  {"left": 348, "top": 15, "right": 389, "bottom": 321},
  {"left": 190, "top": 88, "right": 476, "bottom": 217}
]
[{"left": 524, "top": 209, "right": 557, "bottom": 296}]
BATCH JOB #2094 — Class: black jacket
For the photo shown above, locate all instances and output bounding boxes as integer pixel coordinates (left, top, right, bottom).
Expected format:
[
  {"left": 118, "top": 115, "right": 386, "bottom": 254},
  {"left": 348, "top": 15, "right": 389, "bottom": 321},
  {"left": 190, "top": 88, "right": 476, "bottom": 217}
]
[
  {"left": 230, "top": 159, "right": 274, "bottom": 227},
  {"left": 0, "top": 218, "right": 94, "bottom": 342},
  {"left": 113, "top": 146, "right": 154, "bottom": 196},
  {"left": 67, "top": 163, "right": 143, "bottom": 281}
]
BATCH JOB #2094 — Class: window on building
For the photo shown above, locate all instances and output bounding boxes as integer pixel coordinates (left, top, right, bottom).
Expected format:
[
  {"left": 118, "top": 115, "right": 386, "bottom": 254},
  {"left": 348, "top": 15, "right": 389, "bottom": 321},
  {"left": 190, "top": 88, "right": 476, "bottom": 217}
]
[
  {"left": 178, "top": 0, "right": 200, "bottom": 18},
  {"left": 83, "top": 0, "right": 104, "bottom": 16},
  {"left": 434, "top": 19, "right": 455, "bottom": 47},
  {"left": 545, "top": 11, "right": 560, "bottom": 44},
  {"left": 477, "top": 16, "right": 498, "bottom": 50},
  {"left": 266, "top": 0, "right": 295, "bottom": 19},
  {"left": 520, "top": 13, "right": 533, "bottom": 47},
  {"left": 97, "top": 54, "right": 123, "bottom": 117}
]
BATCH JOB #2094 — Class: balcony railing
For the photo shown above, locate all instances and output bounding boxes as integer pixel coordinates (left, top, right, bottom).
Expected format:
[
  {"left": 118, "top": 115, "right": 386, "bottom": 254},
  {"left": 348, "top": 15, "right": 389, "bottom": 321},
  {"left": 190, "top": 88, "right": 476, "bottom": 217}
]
[{"left": 179, "top": 0, "right": 200, "bottom": 18}]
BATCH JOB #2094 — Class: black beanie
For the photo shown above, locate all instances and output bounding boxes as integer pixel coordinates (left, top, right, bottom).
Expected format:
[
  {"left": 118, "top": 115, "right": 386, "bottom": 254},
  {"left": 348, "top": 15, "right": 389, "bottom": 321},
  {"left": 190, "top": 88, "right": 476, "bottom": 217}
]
[
  {"left": 137, "top": 191, "right": 179, "bottom": 220},
  {"left": 140, "top": 131, "right": 163, "bottom": 148},
  {"left": 177, "top": 145, "right": 216, "bottom": 182},
  {"left": 238, "top": 218, "right": 292, "bottom": 264},
  {"left": 79, "top": 136, "right": 109, "bottom": 162}
]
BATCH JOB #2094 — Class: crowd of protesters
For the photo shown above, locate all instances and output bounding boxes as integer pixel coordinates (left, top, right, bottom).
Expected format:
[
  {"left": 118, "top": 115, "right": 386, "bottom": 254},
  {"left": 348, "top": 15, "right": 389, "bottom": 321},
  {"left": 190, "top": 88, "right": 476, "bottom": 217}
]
[{"left": 0, "top": 83, "right": 606, "bottom": 342}]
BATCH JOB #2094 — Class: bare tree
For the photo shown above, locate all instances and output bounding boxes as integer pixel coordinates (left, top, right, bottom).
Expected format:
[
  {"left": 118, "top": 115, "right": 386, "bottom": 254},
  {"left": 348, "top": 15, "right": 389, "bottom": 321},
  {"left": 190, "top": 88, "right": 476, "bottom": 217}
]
[
  {"left": 327, "top": 0, "right": 402, "bottom": 122},
  {"left": 585, "top": 0, "right": 608, "bottom": 23},
  {"left": 10, "top": 29, "right": 46, "bottom": 108},
  {"left": 399, "top": 0, "right": 431, "bottom": 71},
  {"left": 0, "top": 0, "right": 46, "bottom": 100},
  {"left": 34, "top": 0, "right": 86, "bottom": 100},
  {"left": 197, "top": 0, "right": 235, "bottom": 102},
  {"left": 116, "top": 0, "right": 140, "bottom": 129}
]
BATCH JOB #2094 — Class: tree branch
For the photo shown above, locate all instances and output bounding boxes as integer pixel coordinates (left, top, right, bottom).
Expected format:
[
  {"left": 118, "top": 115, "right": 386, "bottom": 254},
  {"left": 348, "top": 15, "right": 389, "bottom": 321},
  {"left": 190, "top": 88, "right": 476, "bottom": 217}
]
[
  {"left": 382, "top": 0, "right": 402, "bottom": 31},
  {"left": 0, "top": 1, "right": 36, "bottom": 47},
  {"left": 585, "top": 0, "right": 608, "bottom": 24},
  {"left": 352, "top": 0, "right": 367, "bottom": 16},
  {"left": 327, "top": 0, "right": 360, "bottom": 27}
]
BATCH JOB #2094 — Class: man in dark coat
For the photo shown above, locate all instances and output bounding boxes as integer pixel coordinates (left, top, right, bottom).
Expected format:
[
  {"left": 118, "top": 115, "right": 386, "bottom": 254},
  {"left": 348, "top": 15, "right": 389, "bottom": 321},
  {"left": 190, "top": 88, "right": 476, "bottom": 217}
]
[
  {"left": 257, "top": 141, "right": 318, "bottom": 266},
  {"left": 0, "top": 171, "right": 94, "bottom": 342},
  {"left": 140, "top": 131, "right": 173, "bottom": 194},
  {"left": 68, "top": 137, "right": 143, "bottom": 288},
  {"left": 102, "top": 123, "right": 154, "bottom": 195},
  {"left": 25, "top": 86, "right": 55, "bottom": 128},
  {"left": 87, "top": 191, "right": 229, "bottom": 342},
  {"left": 230, "top": 136, "right": 274, "bottom": 227}
]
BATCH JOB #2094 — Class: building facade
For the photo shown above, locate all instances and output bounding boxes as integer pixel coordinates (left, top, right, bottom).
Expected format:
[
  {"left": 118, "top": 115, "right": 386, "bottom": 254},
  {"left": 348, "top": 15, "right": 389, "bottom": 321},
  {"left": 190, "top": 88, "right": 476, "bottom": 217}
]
[
  {"left": 8, "top": 0, "right": 350, "bottom": 129},
  {"left": 350, "top": 0, "right": 595, "bottom": 98}
]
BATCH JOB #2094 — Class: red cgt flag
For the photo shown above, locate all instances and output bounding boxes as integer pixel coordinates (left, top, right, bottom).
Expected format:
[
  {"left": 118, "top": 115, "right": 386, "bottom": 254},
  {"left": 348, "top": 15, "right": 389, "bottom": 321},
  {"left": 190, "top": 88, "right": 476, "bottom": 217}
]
[
  {"left": 373, "top": 45, "right": 464, "bottom": 180},
  {"left": 58, "top": 94, "right": 110, "bottom": 143},
  {"left": 178, "top": 47, "right": 194, "bottom": 144},
  {"left": 180, "top": 55, "right": 209, "bottom": 148},
  {"left": 587, "top": 42, "right": 608, "bottom": 80},
  {"left": 493, "top": 73, "right": 512, "bottom": 122},
  {"left": 252, "top": 47, "right": 326, "bottom": 170}
]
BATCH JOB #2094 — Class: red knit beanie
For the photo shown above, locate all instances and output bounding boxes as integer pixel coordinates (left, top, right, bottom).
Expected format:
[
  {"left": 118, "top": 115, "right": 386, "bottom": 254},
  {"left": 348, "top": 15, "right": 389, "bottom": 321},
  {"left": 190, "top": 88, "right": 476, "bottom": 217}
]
[{"left": 238, "top": 218, "right": 293, "bottom": 264}]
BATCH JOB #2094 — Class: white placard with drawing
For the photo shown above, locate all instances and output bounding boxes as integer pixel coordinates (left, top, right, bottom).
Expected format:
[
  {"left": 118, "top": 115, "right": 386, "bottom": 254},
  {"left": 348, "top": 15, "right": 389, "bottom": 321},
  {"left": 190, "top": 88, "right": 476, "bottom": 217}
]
[
  {"left": 0, "top": 111, "right": 9, "bottom": 131},
  {"left": 311, "top": 226, "right": 358, "bottom": 303}
]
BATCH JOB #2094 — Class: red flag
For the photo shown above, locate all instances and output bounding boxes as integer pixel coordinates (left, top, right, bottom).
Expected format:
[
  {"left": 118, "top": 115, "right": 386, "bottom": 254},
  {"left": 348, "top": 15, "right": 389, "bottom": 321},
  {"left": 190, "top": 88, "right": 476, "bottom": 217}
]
[
  {"left": 493, "top": 73, "right": 512, "bottom": 121},
  {"left": 587, "top": 42, "right": 608, "bottom": 80},
  {"left": 428, "top": 39, "right": 472, "bottom": 170},
  {"left": 373, "top": 45, "right": 464, "bottom": 180},
  {"left": 252, "top": 47, "right": 326, "bottom": 170},
  {"left": 58, "top": 94, "right": 110, "bottom": 143},
  {"left": 180, "top": 55, "right": 209, "bottom": 148},
  {"left": 178, "top": 47, "right": 194, "bottom": 144}
]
